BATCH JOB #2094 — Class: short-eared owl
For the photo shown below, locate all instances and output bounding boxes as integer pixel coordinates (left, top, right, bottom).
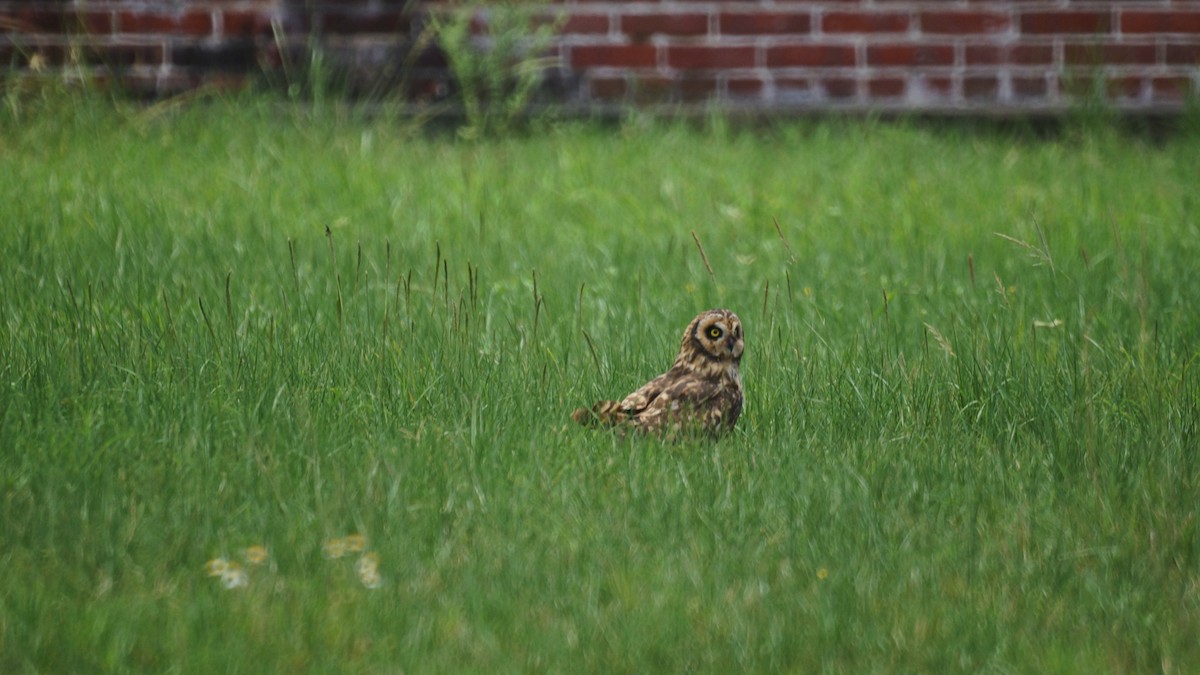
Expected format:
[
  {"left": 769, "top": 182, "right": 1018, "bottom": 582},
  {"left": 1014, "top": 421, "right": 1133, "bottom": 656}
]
[{"left": 572, "top": 309, "right": 744, "bottom": 438}]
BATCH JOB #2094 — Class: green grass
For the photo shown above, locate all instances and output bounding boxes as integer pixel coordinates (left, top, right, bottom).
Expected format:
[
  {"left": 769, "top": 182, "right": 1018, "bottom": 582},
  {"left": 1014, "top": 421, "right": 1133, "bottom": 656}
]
[{"left": 1, "top": 98, "right": 1198, "bottom": 673}]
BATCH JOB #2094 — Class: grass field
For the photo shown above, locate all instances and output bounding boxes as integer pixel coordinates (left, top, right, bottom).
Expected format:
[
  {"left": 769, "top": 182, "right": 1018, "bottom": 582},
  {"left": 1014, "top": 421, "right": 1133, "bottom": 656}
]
[{"left": 1, "top": 97, "right": 1198, "bottom": 672}]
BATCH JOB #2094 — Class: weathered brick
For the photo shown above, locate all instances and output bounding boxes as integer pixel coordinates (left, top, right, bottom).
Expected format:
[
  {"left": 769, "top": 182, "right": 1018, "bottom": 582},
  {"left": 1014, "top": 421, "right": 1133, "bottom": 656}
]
[
  {"left": 918, "top": 75, "right": 954, "bottom": 97},
  {"left": 173, "top": 43, "right": 258, "bottom": 72},
  {"left": 621, "top": 13, "right": 708, "bottom": 40},
  {"left": 86, "top": 43, "right": 164, "bottom": 68},
  {"left": 589, "top": 76, "right": 627, "bottom": 101},
  {"left": 319, "top": 11, "right": 411, "bottom": 35},
  {"left": 561, "top": 13, "right": 610, "bottom": 35},
  {"left": 1165, "top": 43, "right": 1200, "bottom": 64},
  {"left": 222, "top": 10, "right": 273, "bottom": 38},
  {"left": 1105, "top": 76, "right": 1144, "bottom": 100},
  {"left": 1019, "top": 11, "right": 1112, "bottom": 35},
  {"left": 766, "top": 44, "right": 856, "bottom": 68},
  {"left": 719, "top": 11, "right": 811, "bottom": 36},
  {"left": 629, "top": 75, "right": 674, "bottom": 104},
  {"left": 3, "top": 8, "right": 65, "bottom": 32},
  {"left": 1012, "top": 76, "right": 1049, "bottom": 99},
  {"left": 570, "top": 44, "right": 656, "bottom": 69},
  {"left": 920, "top": 11, "right": 1010, "bottom": 35},
  {"left": 726, "top": 76, "right": 766, "bottom": 97},
  {"left": 867, "top": 43, "right": 954, "bottom": 67},
  {"left": 1151, "top": 76, "right": 1195, "bottom": 100},
  {"left": 822, "top": 78, "right": 858, "bottom": 100},
  {"left": 666, "top": 45, "right": 754, "bottom": 70},
  {"left": 964, "top": 44, "right": 1053, "bottom": 66},
  {"left": 680, "top": 75, "right": 719, "bottom": 102},
  {"left": 1120, "top": 12, "right": 1200, "bottom": 34},
  {"left": 867, "top": 77, "right": 905, "bottom": 97},
  {"left": 774, "top": 77, "right": 818, "bottom": 102},
  {"left": 79, "top": 11, "right": 113, "bottom": 35},
  {"left": 1063, "top": 43, "right": 1157, "bottom": 66},
  {"left": 117, "top": 10, "right": 212, "bottom": 36},
  {"left": 6, "top": 7, "right": 111, "bottom": 34},
  {"left": 822, "top": 12, "right": 910, "bottom": 34},
  {"left": 963, "top": 76, "right": 1000, "bottom": 99}
]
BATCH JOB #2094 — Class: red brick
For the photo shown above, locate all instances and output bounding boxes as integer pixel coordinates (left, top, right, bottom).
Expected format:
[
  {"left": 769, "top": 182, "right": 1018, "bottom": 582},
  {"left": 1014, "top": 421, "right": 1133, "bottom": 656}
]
[
  {"left": 1106, "top": 76, "right": 1144, "bottom": 100},
  {"left": 1151, "top": 76, "right": 1195, "bottom": 100},
  {"left": 963, "top": 76, "right": 1000, "bottom": 99},
  {"left": 589, "top": 76, "right": 626, "bottom": 101},
  {"left": 822, "top": 12, "right": 910, "bottom": 34},
  {"left": 867, "top": 44, "right": 954, "bottom": 67},
  {"left": 86, "top": 43, "right": 164, "bottom": 68},
  {"left": 1166, "top": 44, "right": 1200, "bottom": 65},
  {"left": 621, "top": 13, "right": 708, "bottom": 40},
  {"left": 319, "top": 11, "right": 410, "bottom": 35},
  {"left": 1019, "top": 11, "right": 1112, "bottom": 35},
  {"left": 666, "top": 45, "right": 754, "bottom": 70},
  {"left": 5, "top": 8, "right": 113, "bottom": 34},
  {"left": 1063, "top": 43, "right": 1157, "bottom": 66},
  {"left": 1012, "top": 76, "right": 1049, "bottom": 98},
  {"left": 867, "top": 77, "right": 905, "bottom": 97},
  {"left": 963, "top": 46, "right": 1001, "bottom": 65},
  {"left": 719, "top": 11, "right": 811, "bottom": 36},
  {"left": 561, "top": 14, "right": 610, "bottom": 35},
  {"left": 69, "top": 11, "right": 113, "bottom": 35},
  {"left": 680, "top": 75, "right": 719, "bottom": 102},
  {"left": 118, "top": 10, "right": 212, "bottom": 36},
  {"left": 570, "top": 44, "right": 657, "bottom": 69},
  {"left": 822, "top": 78, "right": 858, "bottom": 99},
  {"left": 775, "top": 77, "right": 816, "bottom": 95},
  {"left": 727, "top": 76, "right": 766, "bottom": 97},
  {"left": 919, "top": 75, "right": 954, "bottom": 96},
  {"left": 766, "top": 44, "right": 857, "bottom": 68},
  {"left": 172, "top": 43, "right": 258, "bottom": 71},
  {"left": 920, "top": 11, "right": 1010, "bottom": 35},
  {"left": 1120, "top": 12, "right": 1200, "bottom": 34},
  {"left": 629, "top": 75, "right": 674, "bottom": 103},
  {"left": 964, "top": 44, "right": 1053, "bottom": 66},
  {"left": 3, "top": 8, "right": 64, "bottom": 32},
  {"left": 222, "top": 10, "right": 272, "bottom": 37}
]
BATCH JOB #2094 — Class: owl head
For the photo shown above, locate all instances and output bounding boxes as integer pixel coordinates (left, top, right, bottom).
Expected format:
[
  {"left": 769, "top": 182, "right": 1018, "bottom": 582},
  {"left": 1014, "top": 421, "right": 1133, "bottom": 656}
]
[{"left": 677, "top": 309, "right": 744, "bottom": 367}]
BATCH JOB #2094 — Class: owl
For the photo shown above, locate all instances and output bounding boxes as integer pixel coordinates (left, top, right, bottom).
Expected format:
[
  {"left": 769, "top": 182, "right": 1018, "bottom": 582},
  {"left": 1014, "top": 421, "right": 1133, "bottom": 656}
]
[{"left": 572, "top": 309, "right": 744, "bottom": 438}]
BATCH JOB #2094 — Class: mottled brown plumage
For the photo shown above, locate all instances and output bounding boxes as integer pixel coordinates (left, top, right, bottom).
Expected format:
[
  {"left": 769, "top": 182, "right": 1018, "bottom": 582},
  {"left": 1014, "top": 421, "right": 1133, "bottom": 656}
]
[{"left": 572, "top": 309, "right": 744, "bottom": 438}]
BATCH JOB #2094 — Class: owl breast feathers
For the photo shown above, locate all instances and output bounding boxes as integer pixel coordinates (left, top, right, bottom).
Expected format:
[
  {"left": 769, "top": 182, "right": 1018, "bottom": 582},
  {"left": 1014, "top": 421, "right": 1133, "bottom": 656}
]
[{"left": 571, "top": 309, "right": 744, "bottom": 438}]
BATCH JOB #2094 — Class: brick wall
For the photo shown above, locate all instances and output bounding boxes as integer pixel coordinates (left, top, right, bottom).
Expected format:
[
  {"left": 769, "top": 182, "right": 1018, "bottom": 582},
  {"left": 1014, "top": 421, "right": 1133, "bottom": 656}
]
[
  {"left": 2, "top": 1, "right": 1199, "bottom": 114},
  {"left": 562, "top": 1, "right": 1200, "bottom": 113}
]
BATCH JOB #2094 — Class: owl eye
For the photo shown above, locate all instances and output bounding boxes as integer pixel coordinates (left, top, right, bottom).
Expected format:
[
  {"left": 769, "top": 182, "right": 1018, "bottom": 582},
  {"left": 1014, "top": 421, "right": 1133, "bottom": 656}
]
[{"left": 706, "top": 326, "right": 723, "bottom": 339}]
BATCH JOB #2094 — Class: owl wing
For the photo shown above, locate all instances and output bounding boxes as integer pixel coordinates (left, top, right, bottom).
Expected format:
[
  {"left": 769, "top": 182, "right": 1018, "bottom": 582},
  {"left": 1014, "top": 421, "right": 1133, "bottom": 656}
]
[
  {"left": 623, "top": 370, "right": 730, "bottom": 435},
  {"left": 617, "top": 371, "right": 677, "bottom": 414},
  {"left": 571, "top": 370, "right": 689, "bottom": 429},
  {"left": 573, "top": 368, "right": 739, "bottom": 436}
]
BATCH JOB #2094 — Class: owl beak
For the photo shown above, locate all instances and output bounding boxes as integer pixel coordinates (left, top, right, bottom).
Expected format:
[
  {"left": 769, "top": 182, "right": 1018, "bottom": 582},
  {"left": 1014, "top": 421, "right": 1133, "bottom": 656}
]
[{"left": 727, "top": 336, "right": 738, "bottom": 353}]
